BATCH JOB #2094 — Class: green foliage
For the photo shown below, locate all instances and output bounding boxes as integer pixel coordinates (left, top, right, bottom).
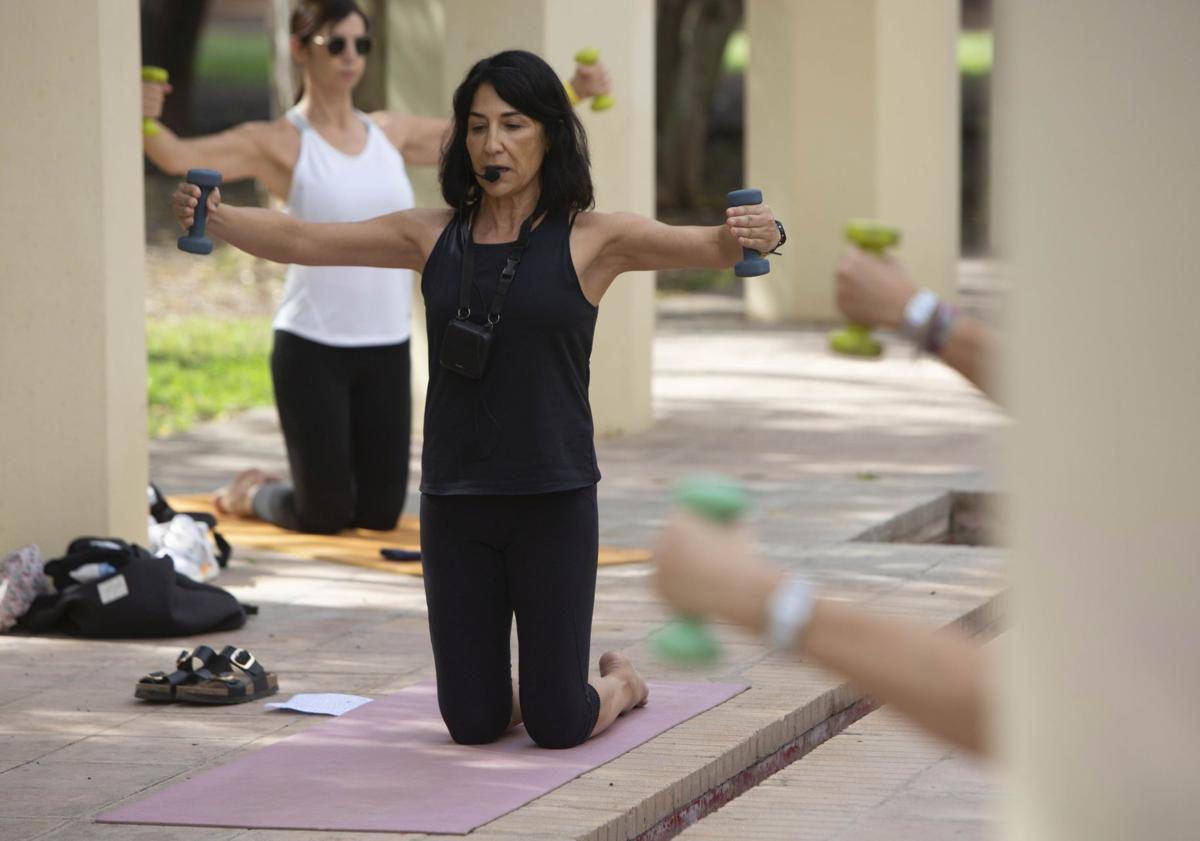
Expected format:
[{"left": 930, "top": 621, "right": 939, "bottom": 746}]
[
  {"left": 958, "top": 30, "right": 993, "bottom": 77},
  {"left": 194, "top": 30, "right": 270, "bottom": 86},
  {"left": 147, "top": 318, "right": 274, "bottom": 438},
  {"left": 657, "top": 268, "right": 738, "bottom": 294}
]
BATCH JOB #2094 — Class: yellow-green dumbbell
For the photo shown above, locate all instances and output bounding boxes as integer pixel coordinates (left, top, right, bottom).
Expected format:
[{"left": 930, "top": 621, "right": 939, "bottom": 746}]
[
  {"left": 829, "top": 218, "right": 902, "bottom": 358},
  {"left": 141, "top": 66, "right": 169, "bottom": 137},
  {"left": 573, "top": 47, "right": 614, "bottom": 111},
  {"left": 650, "top": 475, "right": 749, "bottom": 664}
]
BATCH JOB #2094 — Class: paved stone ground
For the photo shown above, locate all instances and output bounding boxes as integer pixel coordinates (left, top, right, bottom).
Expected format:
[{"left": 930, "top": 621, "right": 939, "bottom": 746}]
[
  {"left": 675, "top": 707, "right": 998, "bottom": 841},
  {"left": 1, "top": 315, "right": 1006, "bottom": 840}
]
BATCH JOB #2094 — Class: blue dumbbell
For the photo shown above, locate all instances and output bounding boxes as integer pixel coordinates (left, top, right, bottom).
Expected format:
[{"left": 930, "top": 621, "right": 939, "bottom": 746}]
[
  {"left": 177, "top": 168, "right": 223, "bottom": 255},
  {"left": 727, "top": 188, "right": 770, "bottom": 277}
]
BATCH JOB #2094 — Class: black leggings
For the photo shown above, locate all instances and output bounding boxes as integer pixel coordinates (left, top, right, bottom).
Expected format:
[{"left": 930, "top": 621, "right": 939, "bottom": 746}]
[
  {"left": 420, "top": 486, "right": 601, "bottom": 749},
  {"left": 253, "top": 330, "right": 411, "bottom": 534}
]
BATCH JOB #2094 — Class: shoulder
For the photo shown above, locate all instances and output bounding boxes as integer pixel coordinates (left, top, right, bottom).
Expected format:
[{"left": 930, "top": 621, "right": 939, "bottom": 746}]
[
  {"left": 369, "top": 110, "right": 409, "bottom": 147},
  {"left": 571, "top": 210, "right": 650, "bottom": 244},
  {"left": 400, "top": 208, "right": 456, "bottom": 250},
  {"left": 242, "top": 117, "right": 292, "bottom": 142},
  {"left": 238, "top": 117, "right": 298, "bottom": 153},
  {"left": 571, "top": 210, "right": 638, "bottom": 234},
  {"left": 408, "top": 207, "right": 455, "bottom": 229}
]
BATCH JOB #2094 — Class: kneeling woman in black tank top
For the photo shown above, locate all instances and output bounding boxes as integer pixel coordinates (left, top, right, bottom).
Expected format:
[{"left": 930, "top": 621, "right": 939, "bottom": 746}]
[{"left": 172, "top": 49, "right": 782, "bottom": 749}]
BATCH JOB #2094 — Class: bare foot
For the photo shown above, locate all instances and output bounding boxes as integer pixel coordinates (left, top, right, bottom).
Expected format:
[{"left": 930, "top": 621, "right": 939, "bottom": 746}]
[
  {"left": 213, "top": 468, "right": 280, "bottom": 517},
  {"left": 599, "top": 651, "right": 649, "bottom": 711}
]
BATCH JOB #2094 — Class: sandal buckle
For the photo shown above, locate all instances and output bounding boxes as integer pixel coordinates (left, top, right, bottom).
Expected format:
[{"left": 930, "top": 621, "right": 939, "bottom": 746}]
[{"left": 229, "top": 648, "right": 256, "bottom": 670}]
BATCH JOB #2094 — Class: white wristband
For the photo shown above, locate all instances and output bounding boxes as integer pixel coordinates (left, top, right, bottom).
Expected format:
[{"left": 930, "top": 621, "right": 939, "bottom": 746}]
[
  {"left": 766, "top": 574, "right": 815, "bottom": 650},
  {"left": 900, "top": 288, "right": 940, "bottom": 345}
]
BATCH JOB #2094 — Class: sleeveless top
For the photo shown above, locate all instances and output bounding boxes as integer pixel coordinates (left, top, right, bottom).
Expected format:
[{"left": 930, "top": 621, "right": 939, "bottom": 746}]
[
  {"left": 419, "top": 210, "right": 602, "bottom": 495},
  {"left": 274, "top": 107, "right": 416, "bottom": 347}
]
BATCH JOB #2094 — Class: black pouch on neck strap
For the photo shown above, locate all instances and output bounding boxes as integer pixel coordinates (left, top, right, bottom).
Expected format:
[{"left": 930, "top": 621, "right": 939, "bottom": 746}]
[{"left": 439, "top": 204, "right": 540, "bottom": 380}]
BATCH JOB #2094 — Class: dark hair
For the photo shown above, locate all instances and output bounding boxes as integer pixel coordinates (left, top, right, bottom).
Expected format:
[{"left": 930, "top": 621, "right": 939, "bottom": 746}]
[
  {"left": 290, "top": 0, "right": 368, "bottom": 41},
  {"left": 440, "top": 50, "right": 594, "bottom": 218},
  {"left": 290, "top": 0, "right": 369, "bottom": 103}
]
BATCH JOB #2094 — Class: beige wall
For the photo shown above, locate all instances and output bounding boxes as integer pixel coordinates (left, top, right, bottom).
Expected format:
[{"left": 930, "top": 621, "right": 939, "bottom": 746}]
[
  {"left": 997, "top": 2, "right": 1200, "bottom": 838},
  {"left": 386, "top": 0, "right": 655, "bottom": 437},
  {"left": 745, "top": 0, "right": 959, "bottom": 322},
  {"left": 0, "top": 2, "right": 148, "bottom": 554}
]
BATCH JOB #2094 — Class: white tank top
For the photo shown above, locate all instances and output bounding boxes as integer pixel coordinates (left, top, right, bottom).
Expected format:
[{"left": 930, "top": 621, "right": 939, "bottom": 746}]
[{"left": 274, "top": 107, "right": 416, "bottom": 346}]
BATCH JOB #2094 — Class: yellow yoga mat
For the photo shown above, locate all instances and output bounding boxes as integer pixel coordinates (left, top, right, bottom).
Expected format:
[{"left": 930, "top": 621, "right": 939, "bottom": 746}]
[{"left": 168, "top": 494, "right": 651, "bottom": 577}]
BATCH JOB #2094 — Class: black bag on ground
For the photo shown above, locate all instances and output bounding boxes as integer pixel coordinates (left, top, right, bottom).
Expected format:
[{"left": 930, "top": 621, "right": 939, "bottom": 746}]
[{"left": 17, "top": 537, "right": 252, "bottom": 638}]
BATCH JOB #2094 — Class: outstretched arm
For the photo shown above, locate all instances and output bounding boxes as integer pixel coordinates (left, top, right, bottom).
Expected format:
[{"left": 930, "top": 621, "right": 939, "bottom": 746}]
[
  {"left": 654, "top": 514, "right": 992, "bottom": 756},
  {"left": 145, "top": 121, "right": 275, "bottom": 182},
  {"left": 371, "top": 112, "right": 451, "bottom": 167},
  {"left": 142, "top": 75, "right": 277, "bottom": 181},
  {"left": 171, "top": 182, "right": 447, "bottom": 271},
  {"left": 575, "top": 202, "right": 780, "bottom": 303},
  {"left": 835, "top": 247, "right": 1001, "bottom": 402}
]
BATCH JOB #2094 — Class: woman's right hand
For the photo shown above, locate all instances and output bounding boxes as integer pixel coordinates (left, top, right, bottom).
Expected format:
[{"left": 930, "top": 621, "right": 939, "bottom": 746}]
[
  {"left": 653, "top": 514, "right": 782, "bottom": 631},
  {"left": 142, "top": 78, "right": 172, "bottom": 120},
  {"left": 172, "top": 183, "right": 221, "bottom": 231},
  {"left": 834, "top": 246, "right": 918, "bottom": 329}
]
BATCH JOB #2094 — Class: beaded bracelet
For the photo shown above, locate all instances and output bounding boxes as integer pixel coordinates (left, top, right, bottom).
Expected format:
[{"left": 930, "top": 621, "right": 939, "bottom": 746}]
[{"left": 923, "top": 301, "right": 959, "bottom": 355}]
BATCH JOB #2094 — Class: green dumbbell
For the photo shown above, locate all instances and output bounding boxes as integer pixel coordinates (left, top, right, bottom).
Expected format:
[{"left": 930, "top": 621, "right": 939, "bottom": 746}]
[
  {"left": 829, "top": 219, "right": 902, "bottom": 358},
  {"left": 574, "top": 47, "right": 615, "bottom": 111},
  {"left": 651, "top": 475, "right": 749, "bottom": 664},
  {"left": 142, "top": 66, "right": 169, "bottom": 137}
]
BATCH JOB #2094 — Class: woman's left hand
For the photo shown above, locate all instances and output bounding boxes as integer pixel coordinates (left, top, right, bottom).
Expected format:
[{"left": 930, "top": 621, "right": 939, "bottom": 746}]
[
  {"left": 654, "top": 514, "right": 782, "bottom": 631},
  {"left": 725, "top": 202, "right": 780, "bottom": 255},
  {"left": 570, "top": 61, "right": 612, "bottom": 101}
]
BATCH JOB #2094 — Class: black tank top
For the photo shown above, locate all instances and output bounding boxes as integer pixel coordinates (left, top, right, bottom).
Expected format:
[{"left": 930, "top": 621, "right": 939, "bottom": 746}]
[{"left": 419, "top": 210, "right": 601, "bottom": 495}]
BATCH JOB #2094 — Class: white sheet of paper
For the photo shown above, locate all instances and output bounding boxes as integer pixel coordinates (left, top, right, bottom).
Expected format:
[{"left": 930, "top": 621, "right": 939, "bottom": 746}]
[{"left": 264, "top": 693, "right": 374, "bottom": 716}]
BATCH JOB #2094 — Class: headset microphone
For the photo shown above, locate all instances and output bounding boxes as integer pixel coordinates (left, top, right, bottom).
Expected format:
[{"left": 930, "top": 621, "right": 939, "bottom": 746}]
[{"left": 482, "top": 166, "right": 502, "bottom": 183}]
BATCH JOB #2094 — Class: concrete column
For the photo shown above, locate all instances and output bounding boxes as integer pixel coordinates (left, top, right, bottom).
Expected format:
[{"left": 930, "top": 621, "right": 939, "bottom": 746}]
[
  {"left": 745, "top": 0, "right": 959, "bottom": 322},
  {"left": 0, "top": 2, "right": 147, "bottom": 553},
  {"left": 997, "top": 2, "right": 1200, "bottom": 838},
  {"left": 385, "top": 0, "right": 655, "bottom": 437},
  {"left": 385, "top": 0, "right": 448, "bottom": 437}
]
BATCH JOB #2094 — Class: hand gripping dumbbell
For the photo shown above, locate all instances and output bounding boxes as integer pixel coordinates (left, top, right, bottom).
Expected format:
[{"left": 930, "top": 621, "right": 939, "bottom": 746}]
[
  {"left": 651, "top": 475, "right": 749, "bottom": 664},
  {"left": 727, "top": 188, "right": 771, "bottom": 277},
  {"left": 141, "top": 66, "right": 169, "bottom": 137},
  {"left": 573, "top": 47, "right": 615, "bottom": 111},
  {"left": 829, "top": 218, "right": 902, "bottom": 357},
  {"left": 177, "top": 169, "right": 223, "bottom": 255}
]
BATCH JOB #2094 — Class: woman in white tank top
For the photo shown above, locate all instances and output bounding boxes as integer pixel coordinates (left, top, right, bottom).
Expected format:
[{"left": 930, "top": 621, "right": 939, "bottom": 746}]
[{"left": 142, "top": 0, "right": 610, "bottom": 533}]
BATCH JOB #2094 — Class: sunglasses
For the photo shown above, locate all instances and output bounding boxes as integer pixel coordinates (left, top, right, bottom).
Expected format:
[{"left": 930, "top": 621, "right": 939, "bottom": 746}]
[{"left": 311, "top": 34, "right": 372, "bottom": 56}]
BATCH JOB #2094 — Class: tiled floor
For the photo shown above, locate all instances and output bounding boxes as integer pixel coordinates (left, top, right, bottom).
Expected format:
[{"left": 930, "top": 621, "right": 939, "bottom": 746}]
[{"left": 1, "top": 319, "right": 1005, "bottom": 840}]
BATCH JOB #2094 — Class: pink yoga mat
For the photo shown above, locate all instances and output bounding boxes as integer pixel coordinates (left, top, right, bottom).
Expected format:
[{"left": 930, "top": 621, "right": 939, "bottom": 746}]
[{"left": 98, "top": 679, "right": 748, "bottom": 834}]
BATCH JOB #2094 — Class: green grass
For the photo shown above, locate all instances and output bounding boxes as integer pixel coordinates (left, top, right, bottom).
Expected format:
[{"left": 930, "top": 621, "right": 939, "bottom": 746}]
[
  {"left": 147, "top": 318, "right": 274, "bottom": 438},
  {"left": 194, "top": 29, "right": 271, "bottom": 86}
]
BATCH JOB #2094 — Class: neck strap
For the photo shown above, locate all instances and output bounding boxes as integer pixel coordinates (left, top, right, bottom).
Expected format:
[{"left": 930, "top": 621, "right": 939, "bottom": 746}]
[{"left": 457, "top": 201, "right": 545, "bottom": 326}]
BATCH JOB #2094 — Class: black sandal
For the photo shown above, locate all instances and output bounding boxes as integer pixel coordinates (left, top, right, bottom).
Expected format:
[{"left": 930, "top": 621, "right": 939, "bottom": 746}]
[
  {"left": 134, "top": 645, "right": 219, "bottom": 702},
  {"left": 175, "top": 646, "right": 278, "bottom": 705}
]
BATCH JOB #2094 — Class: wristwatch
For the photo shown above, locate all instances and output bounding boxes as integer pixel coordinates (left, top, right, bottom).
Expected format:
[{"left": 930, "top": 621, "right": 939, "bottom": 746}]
[
  {"left": 900, "top": 288, "right": 939, "bottom": 344},
  {"left": 767, "top": 220, "right": 787, "bottom": 255},
  {"left": 766, "top": 574, "right": 814, "bottom": 649}
]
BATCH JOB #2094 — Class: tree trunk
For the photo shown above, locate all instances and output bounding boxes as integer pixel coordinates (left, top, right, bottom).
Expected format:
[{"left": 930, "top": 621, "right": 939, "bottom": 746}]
[
  {"left": 656, "top": 0, "right": 742, "bottom": 210},
  {"left": 266, "top": 0, "right": 296, "bottom": 115},
  {"left": 140, "top": 0, "right": 211, "bottom": 136}
]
